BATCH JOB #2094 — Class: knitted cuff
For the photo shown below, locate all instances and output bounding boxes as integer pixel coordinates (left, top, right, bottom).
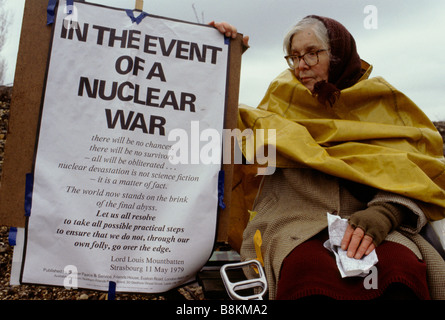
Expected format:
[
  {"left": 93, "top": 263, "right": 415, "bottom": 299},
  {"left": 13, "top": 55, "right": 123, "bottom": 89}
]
[{"left": 348, "top": 202, "right": 405, "bottom": 247}]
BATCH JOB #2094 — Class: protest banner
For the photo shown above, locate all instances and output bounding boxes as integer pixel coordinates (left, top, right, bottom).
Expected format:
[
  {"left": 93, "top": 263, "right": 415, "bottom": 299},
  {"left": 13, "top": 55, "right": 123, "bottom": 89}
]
[{"left": 3, "top": 0, "right": 241, "bottom": 293}]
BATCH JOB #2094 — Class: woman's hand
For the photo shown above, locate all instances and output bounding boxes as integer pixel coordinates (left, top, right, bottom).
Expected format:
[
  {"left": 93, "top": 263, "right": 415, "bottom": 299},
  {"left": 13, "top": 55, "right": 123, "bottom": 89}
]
[
  {"left": 341, "top": 202, "right": 405, "bottom": 259},
  {"left": 341, "top": 224, "right": 375, "bottom": 259},
  {"left": 208, "top": 21, "right": 250, "bottom": 47}
]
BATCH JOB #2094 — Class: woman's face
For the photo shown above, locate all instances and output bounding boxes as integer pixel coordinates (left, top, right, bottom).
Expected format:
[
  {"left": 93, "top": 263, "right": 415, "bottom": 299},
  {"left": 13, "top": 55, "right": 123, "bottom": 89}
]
[{"left": 291, "top": 28, "right": 330, "bottom": 92}]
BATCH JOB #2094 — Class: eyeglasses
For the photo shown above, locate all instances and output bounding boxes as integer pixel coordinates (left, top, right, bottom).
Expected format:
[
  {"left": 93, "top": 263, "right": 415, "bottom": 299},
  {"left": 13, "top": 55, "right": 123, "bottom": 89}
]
[{"left": 284, "top": 49, "right": 328, "bottom": 68}]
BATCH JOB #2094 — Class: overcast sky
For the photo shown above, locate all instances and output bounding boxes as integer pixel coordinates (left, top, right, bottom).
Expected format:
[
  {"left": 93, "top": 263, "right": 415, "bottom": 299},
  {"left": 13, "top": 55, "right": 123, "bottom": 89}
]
[{"left": 1, "top": 0, "right": 445, "bottom": 120}]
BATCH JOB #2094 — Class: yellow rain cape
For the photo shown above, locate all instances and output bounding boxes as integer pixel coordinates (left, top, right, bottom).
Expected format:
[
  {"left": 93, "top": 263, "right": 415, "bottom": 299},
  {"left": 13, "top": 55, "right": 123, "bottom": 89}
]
[{"left": 235, "top": 67, "right": 445, "bottom": 222}]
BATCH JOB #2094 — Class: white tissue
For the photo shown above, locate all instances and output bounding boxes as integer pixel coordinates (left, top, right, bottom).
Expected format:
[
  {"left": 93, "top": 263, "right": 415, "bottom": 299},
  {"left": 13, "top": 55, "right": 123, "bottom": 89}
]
[{"left": 323, "top": 213, "right": 378, "bottom": 278}]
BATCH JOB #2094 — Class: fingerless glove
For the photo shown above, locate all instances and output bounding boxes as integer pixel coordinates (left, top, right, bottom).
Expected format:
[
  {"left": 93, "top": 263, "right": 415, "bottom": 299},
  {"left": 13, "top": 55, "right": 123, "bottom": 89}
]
[{"left": 348, "top": 202, "right": 405, "bottom": 246}]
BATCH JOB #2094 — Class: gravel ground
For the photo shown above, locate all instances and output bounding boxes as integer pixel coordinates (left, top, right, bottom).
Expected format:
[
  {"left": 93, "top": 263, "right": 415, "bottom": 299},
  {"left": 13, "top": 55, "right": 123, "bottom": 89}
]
[{"left": 0, "top": 86, "right": 11, "bottom": 179}]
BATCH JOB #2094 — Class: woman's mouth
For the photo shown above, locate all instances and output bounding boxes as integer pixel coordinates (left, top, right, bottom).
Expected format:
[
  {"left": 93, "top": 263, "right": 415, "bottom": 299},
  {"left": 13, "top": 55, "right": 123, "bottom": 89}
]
[{"left": 300, "top": 76, "right": 313, "bottom": 83}]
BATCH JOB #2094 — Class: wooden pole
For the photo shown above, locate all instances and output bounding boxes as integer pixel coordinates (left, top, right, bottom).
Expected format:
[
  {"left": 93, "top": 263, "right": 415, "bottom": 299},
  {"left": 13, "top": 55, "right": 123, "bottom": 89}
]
[{"left": 135, "top": 0, "right": 144, "bottom": 11}]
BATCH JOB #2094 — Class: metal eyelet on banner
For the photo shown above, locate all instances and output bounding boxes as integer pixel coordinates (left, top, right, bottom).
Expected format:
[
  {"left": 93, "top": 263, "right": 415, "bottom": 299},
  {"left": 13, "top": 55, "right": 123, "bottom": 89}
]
[{"left": 220, "top": 260, "right": 268, "bottom": 300}]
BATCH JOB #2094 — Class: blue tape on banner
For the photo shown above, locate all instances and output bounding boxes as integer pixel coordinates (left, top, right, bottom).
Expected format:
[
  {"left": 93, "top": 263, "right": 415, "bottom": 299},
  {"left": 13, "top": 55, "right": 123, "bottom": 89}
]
[
  {"left": 224, "top": 36, "right": 230, "bottom": 45},
  {"left": 108, "top": 281, "right": 116, "bottom": 300},
  {"left": 66, "top": 0, "right": 73, "bottom": 13},
  {"left": 47, "top": 0, "right": 74, "bottom": 25},
  {"left": 47, "top": 0, "right": 59, "bottom": 25},
  {"left": 8, "top": 227, "right": 17, "bottom": 246},
  {"left": 125, "top": 9, "right": 149, "bottom": 24},
  {"left": 218, "top": 170, "right": 226, "bottom": 209},
  {"left": 24, "top": 173, "right": 34, "bottom": 216}
]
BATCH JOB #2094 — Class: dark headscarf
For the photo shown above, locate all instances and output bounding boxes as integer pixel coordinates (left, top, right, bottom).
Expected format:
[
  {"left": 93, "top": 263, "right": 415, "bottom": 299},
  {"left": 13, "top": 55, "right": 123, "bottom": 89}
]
[{"left": 306, "top": 15, "right": 363, "bottom": 106}]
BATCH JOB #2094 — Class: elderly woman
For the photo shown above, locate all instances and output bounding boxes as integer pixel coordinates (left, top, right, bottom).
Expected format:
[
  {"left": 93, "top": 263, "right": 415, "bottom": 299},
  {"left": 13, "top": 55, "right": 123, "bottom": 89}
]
[{"left": 211, "top": 16, "right": 445, "bottom": 300}]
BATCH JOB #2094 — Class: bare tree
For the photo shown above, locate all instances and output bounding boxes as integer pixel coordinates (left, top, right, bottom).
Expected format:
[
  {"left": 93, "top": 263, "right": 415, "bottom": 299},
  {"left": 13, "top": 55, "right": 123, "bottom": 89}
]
[
  {"left": 192, "top": 3, "right": 204, "bottom": 24},
  {"left": 0, "top": 0, "right": 11, "bottom": 84}
]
